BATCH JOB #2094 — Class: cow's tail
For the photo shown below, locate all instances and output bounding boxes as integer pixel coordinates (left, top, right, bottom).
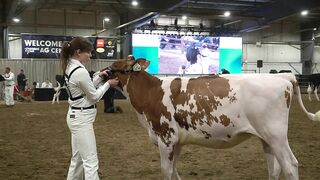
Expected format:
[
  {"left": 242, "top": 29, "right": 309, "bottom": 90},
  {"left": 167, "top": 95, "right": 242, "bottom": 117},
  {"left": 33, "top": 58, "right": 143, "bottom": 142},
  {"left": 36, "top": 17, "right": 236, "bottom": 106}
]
[{"left": 293, "top": 81, "right": 320, "bottom": 122}]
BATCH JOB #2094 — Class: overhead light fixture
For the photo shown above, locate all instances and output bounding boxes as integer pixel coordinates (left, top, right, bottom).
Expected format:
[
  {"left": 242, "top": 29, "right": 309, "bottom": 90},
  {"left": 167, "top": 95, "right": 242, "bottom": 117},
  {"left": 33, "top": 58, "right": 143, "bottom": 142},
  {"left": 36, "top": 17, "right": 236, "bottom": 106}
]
[
  {"left": 132, "top": 0, "right": 138, "bottom": 6},
  {"left": 104, "top": 17, "right": 110, "bottom": 22},
  {"left": 182, "top": 15, "right": 187, "bottom": 20},
  {"left": 224, "top": 11, "right": 231, "bottom": 17},
  {"left": 245, "top": 25, "right": 271, "bottom": 33},
  {"left": 313, "top": 27, "right": 317, "bottom": 31},
  {"left": 12, "top": 18, "right": 20, "bottom": 23},
  {"left": 301, "top": 10, "right": 308, "bottom": 16},
  {"left": 102, "top": 17, "right": 110, "bottom": 29}
]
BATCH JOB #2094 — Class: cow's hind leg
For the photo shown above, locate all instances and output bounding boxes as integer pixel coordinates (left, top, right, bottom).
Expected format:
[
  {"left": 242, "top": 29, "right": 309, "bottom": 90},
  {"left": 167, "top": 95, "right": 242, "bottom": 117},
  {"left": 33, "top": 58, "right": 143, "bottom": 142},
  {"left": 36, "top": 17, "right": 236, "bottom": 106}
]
[
  {"left": 158, "top": 142, "right": 181, "bottom": 180},
  {"left": 52, "top": 94, "right": 57, "bottom": 104},
  {"left": 264, "top": 138, "right": 298, "bottom": 180},
  {"left": 261, "top": 140, "right": 281, "bottom": 180}
]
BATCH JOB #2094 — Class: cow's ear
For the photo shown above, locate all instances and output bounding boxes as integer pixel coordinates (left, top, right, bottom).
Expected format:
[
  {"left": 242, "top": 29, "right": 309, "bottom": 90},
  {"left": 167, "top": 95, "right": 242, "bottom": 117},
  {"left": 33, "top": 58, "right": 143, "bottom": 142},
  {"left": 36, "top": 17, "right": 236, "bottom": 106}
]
[
  {"left": 135, "top": 58, "right": 150, "bottom": 70},
  {"left": 142, "top": 61, "right": 150, "bottom": 70}
]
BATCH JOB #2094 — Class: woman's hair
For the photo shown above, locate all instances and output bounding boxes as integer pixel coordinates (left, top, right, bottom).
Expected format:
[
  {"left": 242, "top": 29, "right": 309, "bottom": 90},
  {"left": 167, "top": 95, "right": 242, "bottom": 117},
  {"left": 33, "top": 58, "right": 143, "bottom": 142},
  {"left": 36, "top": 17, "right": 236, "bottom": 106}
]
[{"left": 60, "top": 37, "right": 93, "bottom": 73}]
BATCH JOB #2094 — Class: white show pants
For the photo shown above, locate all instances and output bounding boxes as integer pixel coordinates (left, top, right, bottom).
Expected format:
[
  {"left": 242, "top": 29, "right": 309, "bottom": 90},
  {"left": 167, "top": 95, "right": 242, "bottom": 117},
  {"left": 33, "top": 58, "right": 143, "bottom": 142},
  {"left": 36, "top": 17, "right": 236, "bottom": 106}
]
[
  {"left": 4, "top": 85, "right": 14, "bottom": 106},
  {"left": 66, "top": 108, "right": 99, "bottom": 180}
]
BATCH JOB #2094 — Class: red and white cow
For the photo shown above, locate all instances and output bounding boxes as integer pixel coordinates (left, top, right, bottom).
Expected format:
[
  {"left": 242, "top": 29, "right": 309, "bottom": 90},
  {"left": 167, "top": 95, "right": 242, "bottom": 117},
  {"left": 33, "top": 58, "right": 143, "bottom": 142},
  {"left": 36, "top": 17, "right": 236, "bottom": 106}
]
[{"left": 105, "top": 58, "right": 320, "bottom": 180}]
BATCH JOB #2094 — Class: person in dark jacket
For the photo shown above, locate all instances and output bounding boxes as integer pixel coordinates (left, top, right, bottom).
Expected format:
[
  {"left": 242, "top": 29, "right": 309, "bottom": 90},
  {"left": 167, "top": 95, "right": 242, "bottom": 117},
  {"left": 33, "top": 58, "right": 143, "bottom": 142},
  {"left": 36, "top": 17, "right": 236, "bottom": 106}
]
[
  {"left": 103, "top": 87, "right": 123, "bottom": 113},
  {"left": 17, "top": 69, "right": 27, "bottom": 91},
  {"left": 221, "top": 68, "right": 230, "bottom": 74}
]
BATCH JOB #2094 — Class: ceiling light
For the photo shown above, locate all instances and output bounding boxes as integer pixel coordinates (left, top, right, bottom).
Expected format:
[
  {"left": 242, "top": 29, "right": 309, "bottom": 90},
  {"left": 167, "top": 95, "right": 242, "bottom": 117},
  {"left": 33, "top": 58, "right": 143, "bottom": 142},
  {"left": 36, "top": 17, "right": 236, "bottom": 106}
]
[
  {"left": 132, "top": 1, "right": 138, "bottom": 6},
  {"left": 104, "top": 17, "right": 110, "bottom": 22},
  {"left": 224, "top": 11, "right": 231, "bottom": 17},
  {"left": 182, "top": 15, "right": 187, "bottom": 20},
  {"left": 24, "top": 0, "right": 31, "bottom": 2},
  {"left": 313, "top": 27, "right": 317, "bottom": 31},
  {"left": 12, "top": 18, "right": 20, "bottom": 23},
  {"left": 301, "top": 10, "right": 308, "bottom": 16}
]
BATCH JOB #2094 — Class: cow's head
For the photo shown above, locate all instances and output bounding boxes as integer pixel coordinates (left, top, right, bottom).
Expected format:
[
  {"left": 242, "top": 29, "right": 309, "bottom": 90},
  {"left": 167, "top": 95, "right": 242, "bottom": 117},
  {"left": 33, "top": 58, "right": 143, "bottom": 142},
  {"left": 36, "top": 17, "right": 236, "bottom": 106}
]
[{"left": 104, "top": 58, "right": 150, "bottom": 89}]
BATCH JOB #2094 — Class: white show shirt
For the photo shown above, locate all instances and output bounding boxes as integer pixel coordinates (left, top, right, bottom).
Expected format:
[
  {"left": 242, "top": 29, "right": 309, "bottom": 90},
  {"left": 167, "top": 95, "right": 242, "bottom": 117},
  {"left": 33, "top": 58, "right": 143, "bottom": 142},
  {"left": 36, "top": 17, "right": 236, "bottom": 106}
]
[
  {"left": 3, "top": 72, "right": 15, "bottom": 86},
  {"left": 65, "top": 58, "right": 110, "bottom": 108}
]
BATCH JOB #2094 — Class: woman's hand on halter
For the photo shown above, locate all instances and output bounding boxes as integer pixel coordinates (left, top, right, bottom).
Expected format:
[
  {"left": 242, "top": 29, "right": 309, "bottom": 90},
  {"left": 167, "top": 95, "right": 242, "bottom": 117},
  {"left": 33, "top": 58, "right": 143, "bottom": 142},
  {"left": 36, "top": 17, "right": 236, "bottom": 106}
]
[
  {"left": 98, "top": 70, "right": 109, "bottom": 78},
  {"left": 107, "top": 78, "right": 119, "bottom": 87}
]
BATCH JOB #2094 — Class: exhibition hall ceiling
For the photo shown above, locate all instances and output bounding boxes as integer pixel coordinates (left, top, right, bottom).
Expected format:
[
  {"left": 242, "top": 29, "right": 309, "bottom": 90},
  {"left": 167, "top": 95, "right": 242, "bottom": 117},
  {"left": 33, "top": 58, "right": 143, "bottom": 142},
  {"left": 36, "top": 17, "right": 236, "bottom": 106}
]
[{"left": 1, "top": 0, "right": 320, "bottom": 32}]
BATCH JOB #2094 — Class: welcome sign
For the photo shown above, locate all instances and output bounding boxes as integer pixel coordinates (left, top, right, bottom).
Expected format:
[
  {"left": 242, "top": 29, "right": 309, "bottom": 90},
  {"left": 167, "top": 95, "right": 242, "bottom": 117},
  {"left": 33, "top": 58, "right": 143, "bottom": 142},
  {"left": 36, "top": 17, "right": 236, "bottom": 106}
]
[
  {"left": 22, "top": 34, "right": 72, "bottom": 58},
  {"left": 21, "top": 34, "right": 117, "bottom": 59}
]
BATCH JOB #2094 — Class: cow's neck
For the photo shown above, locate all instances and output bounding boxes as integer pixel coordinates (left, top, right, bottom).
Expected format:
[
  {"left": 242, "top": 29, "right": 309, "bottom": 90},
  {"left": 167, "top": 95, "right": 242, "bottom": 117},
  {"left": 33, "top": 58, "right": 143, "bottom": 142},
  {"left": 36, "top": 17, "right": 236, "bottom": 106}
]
[
  {"left": 124, "top": 71, "right": 163, "bottom": 115},
  {"left": 123, "top": 71, "right": 174, "bottom": 142}
]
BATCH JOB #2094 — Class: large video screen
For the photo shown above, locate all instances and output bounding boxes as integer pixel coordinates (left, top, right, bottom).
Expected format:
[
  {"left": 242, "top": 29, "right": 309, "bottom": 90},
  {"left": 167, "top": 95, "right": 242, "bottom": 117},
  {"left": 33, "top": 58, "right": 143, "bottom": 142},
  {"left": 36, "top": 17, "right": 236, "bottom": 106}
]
[{"left": 132, "top": 34, "right": 242, "bottom": 74}]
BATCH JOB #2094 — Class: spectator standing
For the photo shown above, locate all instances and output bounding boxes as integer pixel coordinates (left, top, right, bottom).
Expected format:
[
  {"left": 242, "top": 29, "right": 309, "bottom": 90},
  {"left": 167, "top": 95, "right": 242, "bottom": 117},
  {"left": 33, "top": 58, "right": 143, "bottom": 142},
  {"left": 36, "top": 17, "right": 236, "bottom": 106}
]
[
  {"left": 2, "top": 67, "right": 15, "bottom": 106},
  {"left": 17, "top": 69, "right": 27, "bottom": 91},
  {"left": 30, "top": 82, "right": 37, "bottom": 99}
]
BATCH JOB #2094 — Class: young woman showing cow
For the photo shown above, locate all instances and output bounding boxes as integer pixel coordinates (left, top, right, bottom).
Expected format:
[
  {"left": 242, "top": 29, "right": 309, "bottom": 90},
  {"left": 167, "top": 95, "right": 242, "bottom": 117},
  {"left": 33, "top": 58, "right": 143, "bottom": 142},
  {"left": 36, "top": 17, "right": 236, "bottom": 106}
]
[{"left": 60, "top": 37, "right": 119, "bottom": 180}]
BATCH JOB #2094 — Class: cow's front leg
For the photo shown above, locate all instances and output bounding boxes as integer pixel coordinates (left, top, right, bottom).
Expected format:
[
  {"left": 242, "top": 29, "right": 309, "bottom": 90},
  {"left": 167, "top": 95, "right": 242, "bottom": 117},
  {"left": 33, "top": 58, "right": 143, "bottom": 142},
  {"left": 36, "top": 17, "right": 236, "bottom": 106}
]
[
  {"left": 172, "top": 144, "right": 182, "bottom": 180},
  {"left": 307, "top": 84, "right": 312, "bottom": 101},
  {"left": 57, "top": 91, "right": 61, "bottom": 104},
  {"left": 314, "top": 87, "right": 319, "bottom": 101},
  {"left": 158, "top": 141, "right": 181, "bottom": 180}
]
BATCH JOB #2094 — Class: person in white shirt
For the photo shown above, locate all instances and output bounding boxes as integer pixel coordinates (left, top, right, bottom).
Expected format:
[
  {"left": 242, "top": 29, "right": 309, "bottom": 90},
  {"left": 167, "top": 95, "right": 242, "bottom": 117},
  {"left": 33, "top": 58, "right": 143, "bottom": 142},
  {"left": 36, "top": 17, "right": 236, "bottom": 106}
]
[
  {"left": 41, "top": 79, "right": 53, "bottom": 88},
  {"left": 60, "top": 37, "right": 119, "bottom": 180},
  {"left": 2, "top": 67, "right": 15, "bottom": 106}
]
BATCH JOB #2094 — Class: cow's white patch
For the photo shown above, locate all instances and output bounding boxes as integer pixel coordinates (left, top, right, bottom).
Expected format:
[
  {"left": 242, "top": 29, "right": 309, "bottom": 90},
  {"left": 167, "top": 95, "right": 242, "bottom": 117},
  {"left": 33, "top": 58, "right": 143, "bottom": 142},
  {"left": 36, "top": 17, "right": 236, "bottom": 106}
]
[
  {"left": 160, "top": 79, "right": 176, "bottom": 118},
  {"left": 133, "top": 63, "right": 142, "bottom": 71},
  {"left": 180, "top": 78, "right": 189, "bottom": 92},
  {"left": 160, "top": 115, "right": 169, "bottom": 125},
  {"left": 122, "top": 85, "right": 129, "bottom": 97},
  {"left": 136, "top": 112, "right": 150, "bottom": 131}
]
